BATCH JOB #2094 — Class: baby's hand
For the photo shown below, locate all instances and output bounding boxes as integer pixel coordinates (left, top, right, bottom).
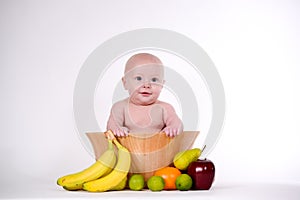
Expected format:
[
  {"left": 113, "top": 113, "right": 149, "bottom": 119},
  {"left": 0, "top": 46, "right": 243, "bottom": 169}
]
[
  {"left": 112, "top": 127, "right": 129, "bottom": 137},
  {"left": 162, "top": 125, "right": 182, "bottom": 137}
]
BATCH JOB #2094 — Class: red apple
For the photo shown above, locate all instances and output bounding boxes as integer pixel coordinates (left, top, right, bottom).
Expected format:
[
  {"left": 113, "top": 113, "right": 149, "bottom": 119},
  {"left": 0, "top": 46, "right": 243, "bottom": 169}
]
[{"left": 187, "top": 158, "right": 215, "bottom": 190}]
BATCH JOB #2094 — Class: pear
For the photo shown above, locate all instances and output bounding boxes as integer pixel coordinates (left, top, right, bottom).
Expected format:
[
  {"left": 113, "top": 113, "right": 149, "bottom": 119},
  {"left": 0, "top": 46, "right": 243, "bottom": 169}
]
[{"left": 173, "top": 148, "right": 201, "bottom": 170}]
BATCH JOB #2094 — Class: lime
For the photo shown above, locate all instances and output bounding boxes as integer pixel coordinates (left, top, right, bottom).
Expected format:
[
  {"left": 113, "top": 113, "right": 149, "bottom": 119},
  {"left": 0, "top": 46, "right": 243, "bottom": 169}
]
[
  {"left": 175, "top": 174, "right": 193, "bottom": 191},
  {"left": 147, "top": 176, "right": 165, "bottom": 192},
  {"left": 128, "top": 174, "right": 145, "bottom": 191}
]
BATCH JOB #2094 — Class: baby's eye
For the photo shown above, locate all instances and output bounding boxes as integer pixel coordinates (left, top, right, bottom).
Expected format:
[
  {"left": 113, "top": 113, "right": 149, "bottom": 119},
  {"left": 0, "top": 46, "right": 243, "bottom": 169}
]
[
  {"left": 151, "top": 77, "right": 159, "bottom": 82},
  {"left": 135, "top": 76, "right": 142, "bottom": 81}
]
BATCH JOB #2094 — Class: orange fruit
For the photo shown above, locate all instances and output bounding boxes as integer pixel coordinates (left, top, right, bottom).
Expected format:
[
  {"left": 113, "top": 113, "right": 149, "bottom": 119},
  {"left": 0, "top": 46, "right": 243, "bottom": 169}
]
[{"left": 154, "top": 167, "right": 181, "bottom": 190}]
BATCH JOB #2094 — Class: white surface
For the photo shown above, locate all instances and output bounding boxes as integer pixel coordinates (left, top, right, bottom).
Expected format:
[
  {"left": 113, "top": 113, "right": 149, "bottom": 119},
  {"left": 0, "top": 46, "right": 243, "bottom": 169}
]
[
  {"left": 1, "top": 178, "right": 300, "bottom": 200},
  {"left": 1, "top": 0, "right": 300, "bottom": 199}
]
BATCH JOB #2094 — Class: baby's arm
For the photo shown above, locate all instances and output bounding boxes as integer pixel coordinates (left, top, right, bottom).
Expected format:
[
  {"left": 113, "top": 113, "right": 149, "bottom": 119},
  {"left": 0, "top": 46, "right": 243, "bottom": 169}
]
[
  {"left": 106, "top": 101, "right": 129, "bottom": 137},
  {"left": 162, "top": 102, "right": 183, "bottom": 137}
]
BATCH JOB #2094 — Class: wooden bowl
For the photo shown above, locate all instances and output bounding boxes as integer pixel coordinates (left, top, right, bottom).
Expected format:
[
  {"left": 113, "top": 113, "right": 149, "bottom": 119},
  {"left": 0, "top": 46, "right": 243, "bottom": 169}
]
[{"left": 86, "top": 131, "right": 199, "bottom": 180}]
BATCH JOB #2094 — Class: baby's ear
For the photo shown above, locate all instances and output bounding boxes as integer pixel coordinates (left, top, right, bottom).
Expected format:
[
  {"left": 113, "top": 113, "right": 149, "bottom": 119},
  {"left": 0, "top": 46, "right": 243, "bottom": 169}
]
[{"left": 122, "top": 77, "right": 128, "bottom": 90}]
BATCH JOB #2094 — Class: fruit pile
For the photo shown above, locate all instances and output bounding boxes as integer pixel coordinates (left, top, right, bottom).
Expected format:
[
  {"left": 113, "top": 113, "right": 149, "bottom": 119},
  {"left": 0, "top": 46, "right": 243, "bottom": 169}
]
[
  {"left": 57, "top": 131, "right": 215, "bottom": 192},
  {"left": 134, "top": 147, "right": 215, "bottom": 192}
]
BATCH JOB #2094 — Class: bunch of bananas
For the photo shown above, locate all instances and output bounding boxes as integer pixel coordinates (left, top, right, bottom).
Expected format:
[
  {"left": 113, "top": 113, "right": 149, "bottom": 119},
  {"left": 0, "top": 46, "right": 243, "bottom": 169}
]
[{"left": 57, "top": 131, "right": 131, "bottom": 192}]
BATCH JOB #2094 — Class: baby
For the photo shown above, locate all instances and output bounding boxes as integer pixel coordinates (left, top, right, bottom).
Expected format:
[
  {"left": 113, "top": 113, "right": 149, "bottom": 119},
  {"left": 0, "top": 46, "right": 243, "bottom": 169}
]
[{"left": 107, "top": 53, "right": 183, "bottom": 137}]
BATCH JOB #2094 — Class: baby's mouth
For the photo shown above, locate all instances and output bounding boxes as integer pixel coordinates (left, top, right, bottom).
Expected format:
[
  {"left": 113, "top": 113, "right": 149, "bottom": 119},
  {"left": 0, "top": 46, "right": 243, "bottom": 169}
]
[{"left": 139, "top": 91, "right": 152, "bottom": 96}]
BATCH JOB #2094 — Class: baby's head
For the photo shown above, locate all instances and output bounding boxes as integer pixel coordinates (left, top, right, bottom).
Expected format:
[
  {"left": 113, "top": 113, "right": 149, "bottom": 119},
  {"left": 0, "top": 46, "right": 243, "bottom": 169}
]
[{"left": 122, "top": 53, "right": 165, "bottom": 106}]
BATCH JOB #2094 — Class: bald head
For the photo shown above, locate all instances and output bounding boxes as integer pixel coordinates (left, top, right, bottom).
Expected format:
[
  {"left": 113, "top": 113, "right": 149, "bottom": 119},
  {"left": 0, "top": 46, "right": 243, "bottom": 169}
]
[{"left": 124, "top": 53, "right": 163, "bottom": 74}]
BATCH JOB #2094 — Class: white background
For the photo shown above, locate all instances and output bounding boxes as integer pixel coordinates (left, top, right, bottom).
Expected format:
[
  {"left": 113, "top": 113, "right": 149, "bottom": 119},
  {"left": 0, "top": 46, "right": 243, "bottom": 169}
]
[{"left": 1, "top": 0, "right": 299, "bottom": 199}]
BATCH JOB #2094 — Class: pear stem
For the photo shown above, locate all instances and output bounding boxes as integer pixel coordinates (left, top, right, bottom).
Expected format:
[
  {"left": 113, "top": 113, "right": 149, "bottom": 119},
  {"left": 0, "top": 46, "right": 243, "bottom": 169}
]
[{"left": 202, "top": 145, "right": 207, "bottom": 152}]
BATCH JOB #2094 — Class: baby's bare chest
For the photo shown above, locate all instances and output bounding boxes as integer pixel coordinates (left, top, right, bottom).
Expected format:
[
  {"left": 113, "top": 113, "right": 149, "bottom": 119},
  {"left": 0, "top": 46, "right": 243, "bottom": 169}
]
[{"left": 125, "top": 104, "right": 164, "bottom": 129}]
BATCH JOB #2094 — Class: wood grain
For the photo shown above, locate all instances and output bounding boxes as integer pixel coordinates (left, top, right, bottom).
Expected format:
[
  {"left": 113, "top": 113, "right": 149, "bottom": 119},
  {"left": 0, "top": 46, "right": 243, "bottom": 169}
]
[{"left": 86, "top": 131, "right": 199, "bottom": 179}]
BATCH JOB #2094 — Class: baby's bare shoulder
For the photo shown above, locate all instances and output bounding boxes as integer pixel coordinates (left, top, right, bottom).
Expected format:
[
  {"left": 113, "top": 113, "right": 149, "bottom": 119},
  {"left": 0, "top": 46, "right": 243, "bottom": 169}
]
[
  {"left": 111, "top": 98, "right": 128, "bottom": 110},
  {"left": 155, "top": 100, "right": 173, "bottom": 109}
]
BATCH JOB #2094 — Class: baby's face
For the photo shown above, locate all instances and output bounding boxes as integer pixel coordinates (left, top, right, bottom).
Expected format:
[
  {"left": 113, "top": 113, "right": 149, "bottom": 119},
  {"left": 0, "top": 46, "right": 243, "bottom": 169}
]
[{"left": 123, "top": 64, "right": 164, "bottom": 106}]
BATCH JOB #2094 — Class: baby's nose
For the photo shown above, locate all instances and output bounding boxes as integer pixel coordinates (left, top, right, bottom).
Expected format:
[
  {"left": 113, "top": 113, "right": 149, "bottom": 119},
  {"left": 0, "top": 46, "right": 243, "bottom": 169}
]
[{"left": 143, "top": 82, "right": 151, "bottom": 88}]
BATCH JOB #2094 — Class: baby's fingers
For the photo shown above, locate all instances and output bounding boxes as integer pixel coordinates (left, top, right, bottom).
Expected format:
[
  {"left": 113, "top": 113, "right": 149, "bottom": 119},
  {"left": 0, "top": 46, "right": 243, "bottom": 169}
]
[
  {"left": 113, "top": 129, "right": 123, "bottom": 137},
  {"left": 113, "top": 129, "right": 120, "bottom": 137},
  {"left": 164, "top": 128, "right": 174, "bottom": 137},
  {"left": 171, "top": 128, "right": 178, "bottom": 137},
  {"left": 121, "top": 127, "right": 129, "bottom": 137},
  {"left": 174, "top": 128, "right": 181, "bottom": 136},
  {"left": 164, "top": 127, "right": 181, "bottom": 137},
  {"left": 162, "top": 128, "right": 170, "bottom": 136},
  {"left": 174, "top": 129, "right": 179, "bottom": 137}
]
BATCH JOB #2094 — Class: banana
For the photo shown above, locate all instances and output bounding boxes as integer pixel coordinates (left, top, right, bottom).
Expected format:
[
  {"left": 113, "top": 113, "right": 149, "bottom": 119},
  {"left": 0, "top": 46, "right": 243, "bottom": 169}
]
[
  {"left": 110, "top": 176, "right": 127, "bottom": 191},
  {"left": 83, "top": 135, "right": 131, "bottom": 192},
  {"left": 57, "top": 139, "right": 116, "bottom": 190}
]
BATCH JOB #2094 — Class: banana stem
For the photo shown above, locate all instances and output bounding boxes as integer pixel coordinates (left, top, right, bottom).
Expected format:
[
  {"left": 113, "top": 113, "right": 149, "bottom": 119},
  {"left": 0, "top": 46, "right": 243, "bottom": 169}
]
[
  {"left": 105, "top": 130, "right": 116, "bottom": 140},
  {"left": 107, "top": 139, "right": 113, "bottom": 150},
  {"left": 105, "top": 130, "right": 123, "bottom": 150}
]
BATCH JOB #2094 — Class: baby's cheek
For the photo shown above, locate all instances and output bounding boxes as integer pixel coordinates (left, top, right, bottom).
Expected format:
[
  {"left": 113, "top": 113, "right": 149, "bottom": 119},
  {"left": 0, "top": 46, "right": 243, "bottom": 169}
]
[
  {"left": 127, "top": 86, "right": 138, "bottom": 95},
  {"left": 153, "top": 84, "right": 163, "bottom": 92},
  {"left": 129, "top": 83, "right": 143, "bottom": 93}
]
